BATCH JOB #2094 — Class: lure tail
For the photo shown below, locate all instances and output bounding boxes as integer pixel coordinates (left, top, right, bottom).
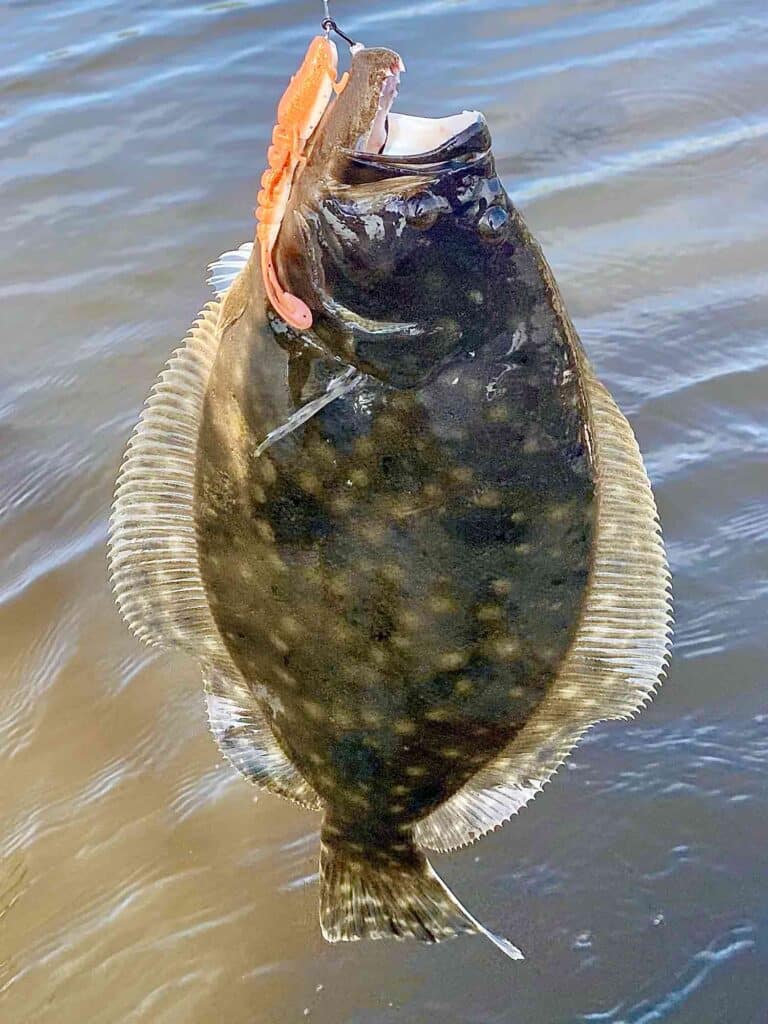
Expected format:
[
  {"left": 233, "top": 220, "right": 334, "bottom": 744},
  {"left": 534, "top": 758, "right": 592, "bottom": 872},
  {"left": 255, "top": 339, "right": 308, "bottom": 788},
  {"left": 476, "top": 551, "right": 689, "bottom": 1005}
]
[{"left": 319, "top": 825, "right": 523, "bottom": 961}]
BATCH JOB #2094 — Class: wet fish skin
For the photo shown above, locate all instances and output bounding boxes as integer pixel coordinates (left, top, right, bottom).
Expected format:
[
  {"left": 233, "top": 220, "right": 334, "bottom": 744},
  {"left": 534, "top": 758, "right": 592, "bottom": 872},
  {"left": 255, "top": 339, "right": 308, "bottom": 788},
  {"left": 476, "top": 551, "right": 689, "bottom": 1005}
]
[
  {"left": 110, "top": 44, "right": 671, "bottom": 958},
  {"left": 195, "top": 66, "right": 594, "bottom": 950},
  {"left": 196, "top": 217, "right": 594, "bottom": 833}
]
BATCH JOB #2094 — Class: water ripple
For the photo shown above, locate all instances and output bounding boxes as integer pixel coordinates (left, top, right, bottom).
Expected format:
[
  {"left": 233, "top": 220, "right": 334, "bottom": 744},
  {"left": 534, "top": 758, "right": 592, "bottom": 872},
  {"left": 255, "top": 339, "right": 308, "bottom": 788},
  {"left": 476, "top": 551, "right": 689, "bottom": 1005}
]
[
  {"left": 513, "top": 117, "right": 768, "bottom": 204},
  {"left": 582, "top": 923, "right": 756, "bottom": 1022}
]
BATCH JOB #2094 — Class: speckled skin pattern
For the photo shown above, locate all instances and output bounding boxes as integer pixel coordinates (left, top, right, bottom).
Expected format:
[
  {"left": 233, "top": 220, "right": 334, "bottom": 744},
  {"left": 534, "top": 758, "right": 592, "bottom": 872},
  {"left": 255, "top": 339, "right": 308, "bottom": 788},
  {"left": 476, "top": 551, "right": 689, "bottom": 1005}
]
[{"left": 195, "top": 117, "right": 595, "bottom": 851}]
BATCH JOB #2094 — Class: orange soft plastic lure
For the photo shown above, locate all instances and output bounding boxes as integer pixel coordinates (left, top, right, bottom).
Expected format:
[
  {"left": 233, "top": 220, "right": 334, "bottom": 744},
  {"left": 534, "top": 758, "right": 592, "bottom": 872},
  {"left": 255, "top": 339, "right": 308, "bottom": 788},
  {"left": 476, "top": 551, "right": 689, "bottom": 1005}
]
[{"left": 256, "top": 35, "right": 349, "bottom": 330}]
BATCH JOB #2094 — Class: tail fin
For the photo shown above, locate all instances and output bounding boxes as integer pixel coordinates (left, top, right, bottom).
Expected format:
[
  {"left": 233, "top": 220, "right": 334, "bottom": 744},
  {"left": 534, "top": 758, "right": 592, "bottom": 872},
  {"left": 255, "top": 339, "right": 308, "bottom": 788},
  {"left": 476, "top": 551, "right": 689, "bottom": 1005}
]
[{"left": 319, "top": 828, "right": 524, "bottom": 961}]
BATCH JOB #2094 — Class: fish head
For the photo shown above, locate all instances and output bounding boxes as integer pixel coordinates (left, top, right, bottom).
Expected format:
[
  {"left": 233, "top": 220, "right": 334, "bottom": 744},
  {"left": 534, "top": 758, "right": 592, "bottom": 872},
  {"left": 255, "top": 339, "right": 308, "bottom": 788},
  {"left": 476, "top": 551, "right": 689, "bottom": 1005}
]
[{"left": 274, "top": 45, "right": 516, "bottom": 387}]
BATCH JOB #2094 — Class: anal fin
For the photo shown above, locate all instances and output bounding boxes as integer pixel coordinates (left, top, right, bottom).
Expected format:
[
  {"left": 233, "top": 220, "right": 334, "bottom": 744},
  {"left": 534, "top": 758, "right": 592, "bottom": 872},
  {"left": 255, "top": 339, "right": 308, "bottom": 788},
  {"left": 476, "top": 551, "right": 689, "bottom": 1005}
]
[{"left": 204, "top": 667, "right": 321, "bottom": 810}]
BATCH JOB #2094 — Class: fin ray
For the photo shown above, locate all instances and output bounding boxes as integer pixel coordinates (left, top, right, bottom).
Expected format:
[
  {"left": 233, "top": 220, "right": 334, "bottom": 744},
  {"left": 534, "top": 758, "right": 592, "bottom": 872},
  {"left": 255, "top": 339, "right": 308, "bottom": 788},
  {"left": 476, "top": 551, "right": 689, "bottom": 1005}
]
[
  {"left": 207, "top": 242, "right": 254, "bottom": 298},
  {"left": 108, "top": 299, "right": 320, "bottom": 810},
  {"left": 319, "top": 828, "right": 523, "bottom": 960},
  {"left": 415, "top": 360, "right": 672, "bottom": 852}
]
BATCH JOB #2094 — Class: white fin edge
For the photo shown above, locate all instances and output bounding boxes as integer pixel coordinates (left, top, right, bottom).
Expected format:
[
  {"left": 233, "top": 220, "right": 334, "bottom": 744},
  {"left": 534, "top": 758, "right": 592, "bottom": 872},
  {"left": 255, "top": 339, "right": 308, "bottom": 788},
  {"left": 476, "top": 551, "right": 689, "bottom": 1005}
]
[
  {"left": 207, "top": 242, "right": 254, "bottom": 298},
  {"left": 108, "top": 299, "right": 321, "bottom": 810},
  {"left": 415, "top": 362, "right": 673, "bottom": 852}
]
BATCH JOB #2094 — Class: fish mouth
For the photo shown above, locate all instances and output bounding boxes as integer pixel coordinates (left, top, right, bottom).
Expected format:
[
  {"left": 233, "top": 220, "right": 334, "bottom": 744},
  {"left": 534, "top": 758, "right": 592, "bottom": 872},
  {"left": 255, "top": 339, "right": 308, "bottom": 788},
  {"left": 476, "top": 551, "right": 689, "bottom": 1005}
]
[{"left": 358, "top": 55, "right": 484, "bottom": 161}]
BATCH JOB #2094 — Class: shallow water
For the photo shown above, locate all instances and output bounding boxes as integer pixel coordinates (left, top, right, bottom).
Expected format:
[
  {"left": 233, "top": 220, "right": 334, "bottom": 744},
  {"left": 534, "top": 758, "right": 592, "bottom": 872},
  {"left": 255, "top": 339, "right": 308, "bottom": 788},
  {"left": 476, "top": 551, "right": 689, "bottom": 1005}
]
[{"left": 1, "top": 0, "right": 767, "bottom": 1020}]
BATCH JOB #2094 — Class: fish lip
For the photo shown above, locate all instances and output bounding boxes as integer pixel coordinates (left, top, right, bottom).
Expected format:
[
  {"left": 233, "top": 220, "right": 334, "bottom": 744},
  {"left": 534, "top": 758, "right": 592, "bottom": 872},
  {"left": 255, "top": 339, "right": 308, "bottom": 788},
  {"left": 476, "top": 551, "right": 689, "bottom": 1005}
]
[
  {"left": 359, "top": 58, "right": 404, "bottom": 155},
  {"left": 349, "top": 59, "right": 490, "bottom": 170},
  {"left": 347, "top": 49, "right": 488, "bottom": 168},
  {"left": 341, "top": 115, "right": 492, "bottom": 178}
]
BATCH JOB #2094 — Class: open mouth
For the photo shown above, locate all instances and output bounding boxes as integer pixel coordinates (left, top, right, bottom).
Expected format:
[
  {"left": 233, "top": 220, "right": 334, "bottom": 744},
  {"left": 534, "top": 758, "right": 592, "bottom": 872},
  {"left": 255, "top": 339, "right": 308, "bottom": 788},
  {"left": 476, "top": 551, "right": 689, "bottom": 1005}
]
[{"left": 363, "top": 59, "right": 482, "bottom": 158}]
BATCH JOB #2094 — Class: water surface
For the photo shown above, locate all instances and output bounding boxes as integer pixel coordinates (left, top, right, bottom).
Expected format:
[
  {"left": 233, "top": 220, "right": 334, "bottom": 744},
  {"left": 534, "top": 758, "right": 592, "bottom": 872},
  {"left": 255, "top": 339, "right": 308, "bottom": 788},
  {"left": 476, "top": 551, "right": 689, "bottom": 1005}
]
[{"left": 1, "top": 1, "right": 767, "bottom": 1021}]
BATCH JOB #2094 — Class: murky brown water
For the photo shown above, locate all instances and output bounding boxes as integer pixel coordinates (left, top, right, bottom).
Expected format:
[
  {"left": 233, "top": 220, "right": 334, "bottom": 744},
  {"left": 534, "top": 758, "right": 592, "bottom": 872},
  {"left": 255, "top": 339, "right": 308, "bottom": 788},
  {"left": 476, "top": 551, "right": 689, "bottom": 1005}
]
[{"left": 2, "top": 1, "right": 767, "bottom": 1021}]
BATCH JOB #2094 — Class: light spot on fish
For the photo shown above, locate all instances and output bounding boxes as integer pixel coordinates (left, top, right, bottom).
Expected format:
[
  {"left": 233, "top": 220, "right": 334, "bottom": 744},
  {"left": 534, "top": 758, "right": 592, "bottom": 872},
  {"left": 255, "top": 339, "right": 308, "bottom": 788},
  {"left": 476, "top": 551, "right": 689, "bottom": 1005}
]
[
  {"left": 298, "top": 471, "right": 321, "bottom": 495},
  {"left": 255, "top": 684, "right": 285, "bottom": 716},
  {"left": 476, "top": 604, "right": 504, "bottom": 624},
  {"left": 254, "top": 519, "right": 275, "bottom": 544},
  {"left": 362, "top": 214, "right": 386, "bottom": 241},
  {"left": 369, "top": 646, "right": 388, "bottom": 668},
  {"left": 405, "top": 765, "right": 427, "bottom": 778},
  {"left": 397, "top": 610, "right": 421, "bottom": 632},
  {"left": 548, "top": 504, "right": 569, "bottom": 522},
  {"left": 441, "top": 748, "right": 461, "bottom": 759},
  {"left": 381, "top": 564, "right": 406, "bottom": 585},
  {"left": 473, "top": 489, "right": 502, "bottom": 509},
  {"left": 333, "top": 709, "right": 353, "bottom": 729},
  {"left": 331, "top": 494, "right": 354, "bottom": 515},
  {"left": 449, "top": 466, "right": 474, "bottom": 485},
  {"left": 349, "top": 469, "right": 369, "bottom": 488},
  {"left": 374, "top": 414, "right": 398, "bottom": 435},
  {"left": 280, "top": 616, "right": 302, "bottom": 638},
  {"left": 329, "top": 576, "right": 351, "bottom": 599},
  {"left": 223, "top": 399, "right": 248, "bottom": 444},
  {"left": 275, "top": 667, "right": 298, "bottom": 688},
  {"left": 425, "top": 707, "right": 452, "bottom": 723},
  {"left": 341, "top": 663, "right": 361, "bottom": 685},
  {"left": 394, "top": 720, "right": 417, "bottom": 736},
  {"left": 428, "top": 595, "right": 458, "bottom": 615},
  {"left": 491, "top": 578, "right": 513, "bottom": 597},
  {"left": 490, "top": 638, "right": 520, "bottom": 661},
  {"left": 437, "top": 651, "right": 468, "bottom": 672},
  {"left": 468, "top": 290, "right": 484, "bottom": 305},
  {"left": 259, "top": 459, "right": 277, "bottom": 485},
  {"left": 453, "top": 678, "right": 474, "bottom": 696},
  {"left": 540, "top": 647, "right": 560, "bottom": 666},
  {"left": 266, "top": 552, "right": 287, "bottom": 574},
  {"left": 390, "top": 634, "right": 412, "bottom": 651},
  {"left": 354, "top": 436, "right": 375, "bottom": 458},
  {"left": 268, "top": 632, "right": 289, "bottom": 655},
  {"left": 347, "top": 791, "right": 370, "bottom": 809}
]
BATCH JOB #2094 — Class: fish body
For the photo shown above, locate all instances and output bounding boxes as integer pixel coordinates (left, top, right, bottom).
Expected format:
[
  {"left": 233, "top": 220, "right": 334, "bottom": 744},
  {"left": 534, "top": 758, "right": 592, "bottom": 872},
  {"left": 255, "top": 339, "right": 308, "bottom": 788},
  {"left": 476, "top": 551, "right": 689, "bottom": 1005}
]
[{"left": 110, "top": 44, "right": 671, "bottom": 957}]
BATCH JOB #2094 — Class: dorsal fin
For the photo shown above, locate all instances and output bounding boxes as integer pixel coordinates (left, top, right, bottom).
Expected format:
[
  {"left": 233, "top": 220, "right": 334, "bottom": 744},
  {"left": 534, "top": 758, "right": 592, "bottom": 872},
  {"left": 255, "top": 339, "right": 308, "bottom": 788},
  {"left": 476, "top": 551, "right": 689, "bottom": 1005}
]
[
  {"left": 207, "top": 242, "right": 253, "bottom": 298},
  {"left": 108, "top": 292, "right": 321, "bottom": 810},
  {"left": 415, "top": 361, "right": 672, "bottom": 852}
]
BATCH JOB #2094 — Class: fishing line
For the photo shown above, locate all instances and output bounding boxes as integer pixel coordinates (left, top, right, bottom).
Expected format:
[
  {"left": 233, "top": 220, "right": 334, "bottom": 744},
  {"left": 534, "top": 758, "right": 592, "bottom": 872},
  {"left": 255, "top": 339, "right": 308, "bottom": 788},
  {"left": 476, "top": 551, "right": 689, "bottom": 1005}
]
[{"left": 321, "top": 1, "right": 359, "bottom": 49}]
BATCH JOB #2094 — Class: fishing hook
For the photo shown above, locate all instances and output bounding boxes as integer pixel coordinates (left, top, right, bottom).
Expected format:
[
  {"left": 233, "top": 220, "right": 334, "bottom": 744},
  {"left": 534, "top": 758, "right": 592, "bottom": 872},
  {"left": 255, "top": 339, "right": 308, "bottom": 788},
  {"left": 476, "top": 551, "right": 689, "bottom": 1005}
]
[{"left": 322, "top": 2, "right": 359, "bottom": 49}]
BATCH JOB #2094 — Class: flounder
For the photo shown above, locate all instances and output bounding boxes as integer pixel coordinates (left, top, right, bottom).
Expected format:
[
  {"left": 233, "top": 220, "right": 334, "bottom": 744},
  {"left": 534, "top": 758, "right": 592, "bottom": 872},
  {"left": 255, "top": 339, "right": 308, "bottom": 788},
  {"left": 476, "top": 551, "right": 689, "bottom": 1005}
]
[{"left": 109, "top": 42, "right": 672, "bottom": 959}]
